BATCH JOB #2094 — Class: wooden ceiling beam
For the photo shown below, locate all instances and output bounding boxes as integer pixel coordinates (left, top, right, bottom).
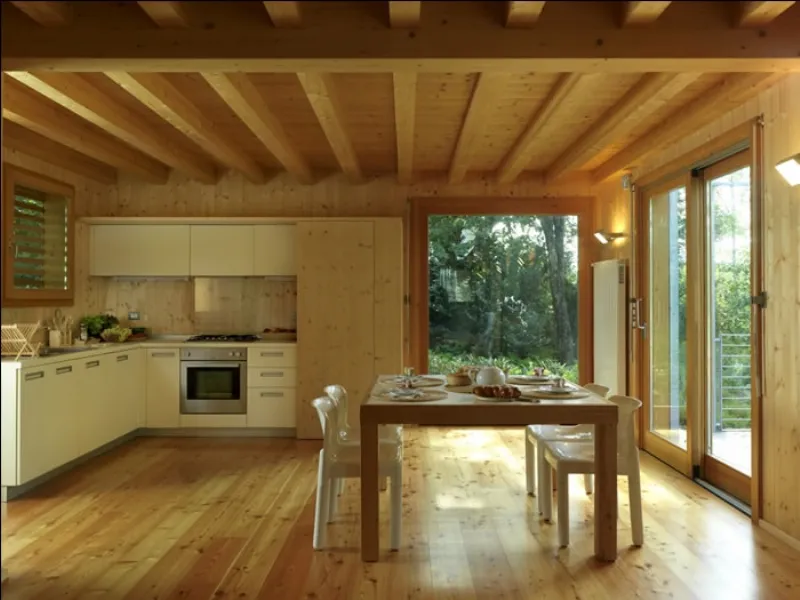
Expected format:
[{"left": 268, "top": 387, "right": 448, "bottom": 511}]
[
  {"left": 7, "top": 72, "right": 217, "bottom": 183},
  {"left": 297, "top": 73, "right": 362, "bottom": 182},
  {"left": 3, "top": 119, "right": 118, "bottom": 185},
  {"left": 621, "top": 2, "right": 672, "bottom": 26},
  {"left": 263, "top": 2, "right": 301, "bottom": 27},
  {"left": 505, "top": 2, "right": 546, "bottom": 27},
  {"left": 2, "top": 77, "right": 169, "bottom": 183},
  {"left": 449, "top": 73, "right": 509, "bottom": 184},
  {"left": 738, "top": 1, "right": 796, "bottom": 26},
  {"left": 9, "top": 1, "right": 70, "bottom": 26},
  {"left": 592, "top": 72, "right": 783, "bottom": 181},
  {"left": 107, "top": 72, "right": 266, "bottom": 184},
  {"left": 202, "top": 72, "right": 312, "bottom": 182},
  {"left": 5, "top": 21, "right": 799, "bottom": 72},
  {"left": 546, "top": 73, "right": 681, "bottom": 181},
  {"left": 138, "top": 2, "right": 190, "bottom": 28},
  {"left": 497, "top": 73, "right": 582, "bottom": 184},
  {"left": 389, "top": 1, "right": 421, "bottom": 27},
  {"left": 392, "top": 72, "right": 417, "bottom": 183}
]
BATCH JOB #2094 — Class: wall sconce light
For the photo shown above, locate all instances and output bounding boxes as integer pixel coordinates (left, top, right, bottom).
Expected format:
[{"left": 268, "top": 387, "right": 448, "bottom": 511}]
[
  {"left": 594, "top": 230, "right": 626, "bottom": 245},
  {"left": 776, "top": 153, "right": 800, "bottom": 186}
]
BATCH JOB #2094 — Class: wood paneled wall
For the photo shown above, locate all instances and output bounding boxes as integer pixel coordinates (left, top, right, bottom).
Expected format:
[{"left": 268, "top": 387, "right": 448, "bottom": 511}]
[{"left": 601, "top": 75, "right": 799, "bottom": 542}]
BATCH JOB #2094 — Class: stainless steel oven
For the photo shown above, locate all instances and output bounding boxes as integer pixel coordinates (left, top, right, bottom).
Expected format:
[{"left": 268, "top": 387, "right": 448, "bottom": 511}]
[{"left": 180, "top": 347, "right": 247, "bottom": 414}]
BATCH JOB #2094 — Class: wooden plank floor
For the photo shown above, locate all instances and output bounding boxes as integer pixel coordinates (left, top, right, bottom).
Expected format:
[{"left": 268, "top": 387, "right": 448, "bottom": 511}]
[{"left": 2, "top": 428, "right": 799, "bottom": 599}]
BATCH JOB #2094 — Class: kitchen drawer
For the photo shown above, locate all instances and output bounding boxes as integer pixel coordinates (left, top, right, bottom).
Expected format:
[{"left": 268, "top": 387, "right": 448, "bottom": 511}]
[
  {"left": 247, "top": 366, "right": 296, "bottom": 388},
  {"left": 179, "top": 414, "right": 247, "bottom": 428},
  {"left": 247, "top": 388, "right": 295, "bottom": 428},
  {"left": 247, "top": 345, "right": 296, "bottom": 368}
]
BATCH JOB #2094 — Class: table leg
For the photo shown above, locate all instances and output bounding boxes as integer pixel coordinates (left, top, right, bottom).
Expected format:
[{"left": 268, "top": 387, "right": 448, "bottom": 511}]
[
  {"left": 361, "top": 417, "right": 380, "bottom": 562},
  {"left": 594, "top": 420, "right": 618, "bottom": 561}
]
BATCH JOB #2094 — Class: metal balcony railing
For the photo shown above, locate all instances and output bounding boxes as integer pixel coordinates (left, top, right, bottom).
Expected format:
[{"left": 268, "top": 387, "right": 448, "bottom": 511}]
[{"left": 714, "top": 333, "right": 751, "bottom": 431}]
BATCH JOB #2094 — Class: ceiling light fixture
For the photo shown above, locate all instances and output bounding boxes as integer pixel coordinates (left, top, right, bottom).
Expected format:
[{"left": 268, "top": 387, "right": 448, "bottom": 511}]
[
  {"left": 776, "top": 153, "right": 800, "bottom": 186},
  {"left": 594, "top": 230, "right": 625, "bottom": 245}
]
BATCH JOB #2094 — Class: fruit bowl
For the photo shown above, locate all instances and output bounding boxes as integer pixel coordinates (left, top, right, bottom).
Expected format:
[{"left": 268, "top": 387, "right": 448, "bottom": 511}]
[{"left": 100, "top": 326, "right": 132, "bottom": 343}]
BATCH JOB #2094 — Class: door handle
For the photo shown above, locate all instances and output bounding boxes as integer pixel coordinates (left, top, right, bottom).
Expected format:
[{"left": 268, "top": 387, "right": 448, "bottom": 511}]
[
  {"left": 260, "top": 391, "right": 284, "bottom": 398},
  {"left": 56, "top": 366, "right": 73, "bottom": 375},
  {"left": 24, "top": 370, "right": 44, "bottom": 381},
  {"left": 151, "top": 352, "right": 175, "bottom": 358},
  {"left": 116, "top": 354, "right": 129, "bottom": 362},
  {"left": 86, "top": 360, "right": 100, "bottom": 369},
  {"left": 260, "top": 351, "right": 284, "bottom": 358},
  {"left": 260, "top": 371, "right": 284, "bottom": 378}
]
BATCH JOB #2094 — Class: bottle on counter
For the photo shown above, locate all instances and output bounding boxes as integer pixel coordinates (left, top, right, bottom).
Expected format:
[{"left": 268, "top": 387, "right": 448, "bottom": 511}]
[{"left": 79, "top": 322, "right": 88, "bottom": 342}]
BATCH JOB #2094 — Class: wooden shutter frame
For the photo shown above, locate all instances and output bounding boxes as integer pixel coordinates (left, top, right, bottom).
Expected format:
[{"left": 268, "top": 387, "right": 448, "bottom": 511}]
[{"left": 2, "top": 164, "right": 75, "bottom": 306}]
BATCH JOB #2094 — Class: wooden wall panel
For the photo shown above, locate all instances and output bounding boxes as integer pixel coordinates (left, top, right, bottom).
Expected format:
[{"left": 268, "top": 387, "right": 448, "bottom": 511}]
[
  {"left": 193, "top": 278, "right": 296, "bottom": 334},
  {"left": 633, "top": 75, "right": 800, "bottom": 542},
  {"left": 373, "top": 219, "right": 404, "bottom": 378}
]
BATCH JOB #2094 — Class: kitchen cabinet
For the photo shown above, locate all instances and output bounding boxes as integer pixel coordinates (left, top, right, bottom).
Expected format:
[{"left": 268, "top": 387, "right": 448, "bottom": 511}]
[
  {"left": 146, "top": 349, "right": 181, "bottom": 428},
  {"left": 247, "top": 344, "right": 297, "bottom": 429},
  {"left": 51, "top": 362, "right": 80, "bottom": 465},
  {"left": 77, "top": 355, "right": 112, "bottom": 454},
  {"left": 90, "top": 225, "right": 191, "bottom": 276},
  {"left": 18, "top": 366, "right": 58, "bottom": 483},
  {"left": 110, "top": 349, "right": 144, "bottom": 437},
  {"left": 253, "top": 225, "right": 296, "bottom": 276},
  {"left": 190, "top": 225, "right": 254, "bottom": 276},
  {"left": 248, "top": 388, "right": 296, "bottom": 428}
]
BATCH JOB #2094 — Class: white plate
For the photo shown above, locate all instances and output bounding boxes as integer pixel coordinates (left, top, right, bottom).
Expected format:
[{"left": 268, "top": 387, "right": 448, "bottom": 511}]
[
  {"left": 508, "top": 375, "right": 553, "bottom": 384},
  {"left": 536, "top": 385, "right": 573, "bottom": 394}
]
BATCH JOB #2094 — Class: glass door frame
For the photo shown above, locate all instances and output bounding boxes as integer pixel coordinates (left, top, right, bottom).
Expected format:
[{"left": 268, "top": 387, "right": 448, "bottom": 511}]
[{"left": 408, "top": 196, "right": 596, "bottom": 385}]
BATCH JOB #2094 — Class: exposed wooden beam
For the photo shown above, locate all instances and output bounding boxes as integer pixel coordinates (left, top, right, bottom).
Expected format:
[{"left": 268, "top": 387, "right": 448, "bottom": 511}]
[
  {"left": 546, "top": 73, "right": 681, "bottom": 181},
  {"left": 738, "top": 1, "right": 796, "bottom": 26},
  {"left": 2, "top": 77, "right": 169, "bottom": 183},
  {"left": 389, "top": 1, "right": 421, "bottom": 27},
  {"left": 263, "top": 2, "right": 301, "bottom": 27},
  {"left": 392, "top": 72, "right": 417, "bottom": 183},
  {"left": 497, "top": 73, "right": 582, "bottom": 184},
  {"left": 3, "top": 119, "right": 118, "bottom": 185},
  {"left": 297, "top": 73, "right": 362, "bottom": 182},
  {"left": 106, "top": 72, "right": 266, "bottom": 184},
  {"left": 7, "top": 72, "right": 217, "bottom": 183},
  {"left": 9, "top": 1, "right": 70, "bottom": 26},
  {"left": 202, "top": 73, "right": 312, "bottom": 182},
  {"left": 449, "top": 73, "right": 509, "bottom": 184},
  {"left": 505, "top": 2, "right": 546, "bottom": 27},
  {"left": 592, "top": 73, "right": 783, "bottom": 181},
  {"left": 621, "top": 2, "right": 672, "bottom": 26},
  {"left": 4, "top": 21, "right": 799, "bottom": 72},
  {"left": 138, "top": 2, "right": 190, "bottom": 28}
]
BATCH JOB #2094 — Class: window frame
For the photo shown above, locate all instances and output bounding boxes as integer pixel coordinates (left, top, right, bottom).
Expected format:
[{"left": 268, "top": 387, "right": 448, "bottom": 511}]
[{"left": 2, "top": 164, "right": 75, "bottom": 306}]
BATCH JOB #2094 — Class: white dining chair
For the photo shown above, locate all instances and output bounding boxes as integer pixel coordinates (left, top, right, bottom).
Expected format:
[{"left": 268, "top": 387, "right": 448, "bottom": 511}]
[
  {"left": 540, "top": 394, "right": 644, "bottom": 548},
  {"left": 524, "top": 382, "right": 610, "bottom": 512},
  {"left": 311, "top": 396, "right": 403, "bottom": 551}
]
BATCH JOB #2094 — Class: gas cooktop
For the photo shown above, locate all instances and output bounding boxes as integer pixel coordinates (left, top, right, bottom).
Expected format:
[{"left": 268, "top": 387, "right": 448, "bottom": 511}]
[{"left": 185, "top": 334, "right": 261, "bottom": 343}]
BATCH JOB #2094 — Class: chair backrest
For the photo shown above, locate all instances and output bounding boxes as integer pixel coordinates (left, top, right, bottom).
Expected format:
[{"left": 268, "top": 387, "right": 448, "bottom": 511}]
[
  {"left": 312, "top": 396, "right": 340, "bottom": 452},
  {"left": 324, "top": 384, "right": 351, "bottom": 434},
  {"left": 607, "top": 394, "right": 642, "bottom": 472},
  {"left": 585, "top": 383, "right": 610, "bottom": 398}
]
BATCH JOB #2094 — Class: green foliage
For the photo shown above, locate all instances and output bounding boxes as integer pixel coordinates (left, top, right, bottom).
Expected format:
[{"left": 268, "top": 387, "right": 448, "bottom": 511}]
[
  {"left": 80, "top": 314, "right": 119, "bottom": 338},
  {"left": 429, "top": 350, "right": 578, "bottom": 382}
]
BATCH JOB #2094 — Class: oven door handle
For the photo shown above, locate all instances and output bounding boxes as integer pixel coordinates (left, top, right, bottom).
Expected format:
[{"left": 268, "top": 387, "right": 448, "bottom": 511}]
[{"left": 182, "top": 361, "right": 246, "bottom": 369}]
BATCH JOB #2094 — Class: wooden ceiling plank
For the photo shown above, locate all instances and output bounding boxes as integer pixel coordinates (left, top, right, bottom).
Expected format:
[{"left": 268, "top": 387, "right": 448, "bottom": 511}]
[
  {"left": 203, "top": 72, "right": 312, "bottom": 182},
  {"left": 9, "top": 1, "right": 70, "bottom": 26},
  {"left": 2, "top": 77, "right": 169, "bottom": 183},
  {"left": 497, "top": 73, "right": 582, "bottom": 184},
  {"left": 546, "top": 73, "right": 680, "bottom": 181},
  {"left": 106, "top": 72, "right": 266, "bottom": 184},
  {"left": 7, "top": 72, "right": 217, "bottom": 183},
  {"left": 3, "top": 119, "right": 118, "bottom": 184},
  {"left": 263, "top": 2, "right": 301, "bottom": 27},
  {"left": 138, "top": 1, "right": 189, "bottom": 28},
  {"left": 738, "top": 1, "right": 796, "bottom": 26},
  {"left": 389, "top": 1, "right": 421, "bottom": 27},
  {"left": 297, "top": 73, "right": 362, "bottom": 181},
  {"left": 622, "top": 2, "right": 672, "bottom": 26},
  {"left": 506, "top": 2, "right": 546, "bottom": 27},
  {"left": 592, "top": 72, "right": 783, "bottom": 181},
  {"left": 393, "top": 72, "right": 417, "bottom": 183},
  {"left": 449, "top": 73, "right": 509, "bottom": 183}
]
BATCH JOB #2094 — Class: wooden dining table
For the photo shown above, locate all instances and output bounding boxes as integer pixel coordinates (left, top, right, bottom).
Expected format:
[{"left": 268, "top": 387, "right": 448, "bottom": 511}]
[{"left": 360, "top": 375, "right": 619, "bottom": 562}]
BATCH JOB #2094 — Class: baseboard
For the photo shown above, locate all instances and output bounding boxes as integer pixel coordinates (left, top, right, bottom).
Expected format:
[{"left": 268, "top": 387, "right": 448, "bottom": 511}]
[
  {"left": 759, "top": 520, "right": 800, "bottom": 552},
  {"left": 140, "top": 427, "right": 296, "bottom": 438}
]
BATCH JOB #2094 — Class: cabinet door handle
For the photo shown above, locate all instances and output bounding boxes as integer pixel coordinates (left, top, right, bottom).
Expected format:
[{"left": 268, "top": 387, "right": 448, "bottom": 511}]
[
  {"left": 151, "top": 352, "right": 175, "bottom": 358},
  {"left": 86, "top": 360, "right": 100, "bottom": 369},
  {"left": 24, "top": 371, "right": 44, "bottom": 381},
  {"left": 259, "top": 371, "right": 284, "bottom": 378},
  {"left": 260, "top": 351, "right": 284, "bottom": 358},
  {"left": 116, "top": 354, "right": 129, "bottom": 362},
  {"left": 260, "top": 391, "right": 284, "bottom": 398},
  {"left": 56, "top": 366, "right": 73, "bottom": 375}
]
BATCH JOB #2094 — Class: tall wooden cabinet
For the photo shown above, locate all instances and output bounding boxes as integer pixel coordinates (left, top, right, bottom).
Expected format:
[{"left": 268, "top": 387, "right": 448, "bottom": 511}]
[{"left": 296, "top": 219, "right": 403, "bottom": 439}]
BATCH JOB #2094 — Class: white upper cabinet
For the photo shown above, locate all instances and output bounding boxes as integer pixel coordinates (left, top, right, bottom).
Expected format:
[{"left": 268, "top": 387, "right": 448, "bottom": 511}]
[
  {"left": 253, "top": 225, "right": 296, "bottom": 276},
  {"left": 90, "top": 225, "right": 191, "bottom": 277},
  {"left": 190, "top": 225, "right": 254, "bottom": 276}
]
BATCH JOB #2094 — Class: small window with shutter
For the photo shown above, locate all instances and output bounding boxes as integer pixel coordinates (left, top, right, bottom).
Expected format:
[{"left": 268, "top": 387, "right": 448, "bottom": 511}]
[{"left": 2, "top": 165, "right": 74, "bottom": 306}]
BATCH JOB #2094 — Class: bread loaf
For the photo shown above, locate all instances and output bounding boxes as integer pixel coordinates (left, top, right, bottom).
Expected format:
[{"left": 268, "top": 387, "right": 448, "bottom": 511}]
[{"left": 473, "top": 385, "right": 521, "bottom": 399}]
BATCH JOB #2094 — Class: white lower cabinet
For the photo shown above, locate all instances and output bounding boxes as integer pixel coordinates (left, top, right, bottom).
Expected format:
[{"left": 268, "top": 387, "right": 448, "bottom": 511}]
[
  {"left": 146, "top": 349, "right": 181, "bottom": 428},
  {"left": 246, "top": 345, "right": 297, "bottom": 428},
  {"left": 247, "top": 388, "right": 296, "bottom": 428},
  {"left": 18, "top": 366, "right": 59, "bottom": 483}
]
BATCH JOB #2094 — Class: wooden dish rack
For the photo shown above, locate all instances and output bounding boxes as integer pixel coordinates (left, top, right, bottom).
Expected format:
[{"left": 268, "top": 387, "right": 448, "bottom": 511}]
[{"left": 1, "top": 322, "right": 43, "bottom": 360}]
